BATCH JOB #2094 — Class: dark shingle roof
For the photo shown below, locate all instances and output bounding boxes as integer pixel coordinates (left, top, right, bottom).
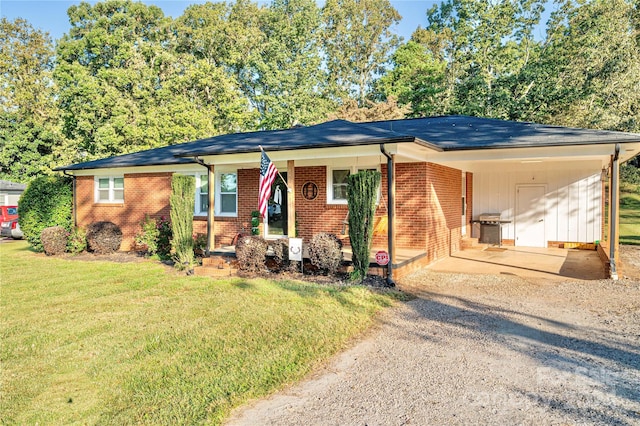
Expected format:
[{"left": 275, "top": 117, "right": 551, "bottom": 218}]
[
  {"left": 56, "top": 120, "right": 416, "bottom": 171},
  {"left": 365, "top": 115, "right": 640, "bottom": 150},
  {"left": 55, "top": 116, "right": 640, "bottom": 171}
]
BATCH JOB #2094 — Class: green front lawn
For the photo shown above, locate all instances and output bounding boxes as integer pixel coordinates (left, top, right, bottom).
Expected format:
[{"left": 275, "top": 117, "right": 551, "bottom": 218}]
[
  {"left": 620, "top": 190, "right": 640, "bottom": 245},
  {"left": 0, "top": 241, "right": 399, "bottom": 425}
]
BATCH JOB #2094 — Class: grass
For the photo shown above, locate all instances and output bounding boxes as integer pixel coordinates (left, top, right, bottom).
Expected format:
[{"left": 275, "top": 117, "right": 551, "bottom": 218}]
[
  {"left": 620, "top": 188, "right": 640, "bottom": 245},
  {"left": 0, "top": 241, "right": 402, "bottom": 425}
]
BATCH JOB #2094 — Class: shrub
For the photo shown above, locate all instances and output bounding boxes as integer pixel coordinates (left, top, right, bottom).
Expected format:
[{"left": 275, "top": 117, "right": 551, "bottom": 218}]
[
  {"left": 156, "top": 216, "right": 172, "bottom": 258},
  {"left": 170, "top": 174, "right": 195, "bottom": 271},
  {"left": 347, "top": 170, "right": 381, "bottom": 281},
  {"left": 87, "top": 221, "right": 122, "bottom": 254},
  {"left": 134, "top": 215, "right": 160, "bottom": 255},
  {"left": 67, "top": 227, "right": 87, "bottom": 254},
  {"left": 308, "top": 233, "right": 343, "bottom": 275},
  {"left": 41, "top": 226, "right": 69, "bottom": 256},
  {"left": 236, "top": 235, "right": 268, "bottom": 272},
  {"left": 270, "top": 238, "right": 290, "bottom": 271},
  {"left": 18, "top": 175, "right": 73, "bottom": 252},
  {"left": 193, "top": 233, "right": 207, "bottom": 254}
]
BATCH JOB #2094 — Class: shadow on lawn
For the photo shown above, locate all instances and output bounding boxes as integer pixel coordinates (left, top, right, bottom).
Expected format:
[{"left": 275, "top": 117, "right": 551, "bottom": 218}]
[{"left": 402, "top": 290, "right": 640, "bottom": 425}]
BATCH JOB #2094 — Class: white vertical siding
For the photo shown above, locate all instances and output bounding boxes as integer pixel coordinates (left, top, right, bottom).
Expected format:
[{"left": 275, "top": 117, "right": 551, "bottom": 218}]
[{"left": 472, "top": 161, "right": 602, "bottom": 244}]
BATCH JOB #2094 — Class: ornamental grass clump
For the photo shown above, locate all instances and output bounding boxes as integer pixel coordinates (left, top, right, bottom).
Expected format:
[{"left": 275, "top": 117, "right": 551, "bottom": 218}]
[
  {"left": 236, "top": 235, "right": 268, "bottom": 272},
  {"left": 308, "top": 232, "right": 343, "bottom": 275},
  {"left": 40, "top": 226, "right": 69, "bottom": 256},
  {"left": 86, "top": 221, "right": 122, "bottom": 254},
  {"left": 170, "top": 174, "right": 195, "bottom": 272}
]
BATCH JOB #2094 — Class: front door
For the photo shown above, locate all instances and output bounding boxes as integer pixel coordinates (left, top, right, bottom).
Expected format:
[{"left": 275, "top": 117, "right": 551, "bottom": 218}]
[
  {"left": 266, "top": 173, "right": 288, "bottom": 237},
  {"left": 515, "top": 184, "right": 546, "bottom": 247}
]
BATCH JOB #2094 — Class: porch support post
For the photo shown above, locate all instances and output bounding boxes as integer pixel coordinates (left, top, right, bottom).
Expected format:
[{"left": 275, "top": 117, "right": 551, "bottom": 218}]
[
  {"left": 207, "top": 164, "right": 215, "bottom": 255},
  {"left": 609, "top": 144, "right": 620, "bottom": 280},
  {"left": 287, "top": 160, "right": 296, "bottom": 237},
  {"left": 194, "top": 156, "right": 215, "bottom": 255},
  {"left": 380, "top": 144, "right": 395, "bottom": 286}
]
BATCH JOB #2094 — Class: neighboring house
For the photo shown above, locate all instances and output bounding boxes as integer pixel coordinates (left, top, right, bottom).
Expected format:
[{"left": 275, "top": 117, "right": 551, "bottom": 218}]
[
  {"left": 56, "top": 116, "right": 640, "bottom": 279},
  {"left": 0, "top": 180, "right": 27, "bottom": 206}
]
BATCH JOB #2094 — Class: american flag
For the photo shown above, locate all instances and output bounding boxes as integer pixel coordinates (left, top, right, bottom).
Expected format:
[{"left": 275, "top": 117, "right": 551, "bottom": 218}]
[{"left": 259, "top": 150, "right": 278, "bottom": 218}]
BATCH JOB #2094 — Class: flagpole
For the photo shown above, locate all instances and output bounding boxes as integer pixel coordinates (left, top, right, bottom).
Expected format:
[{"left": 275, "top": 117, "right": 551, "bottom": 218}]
[{"left": 260, "top": 146, "right": 291, "bottom": 191}]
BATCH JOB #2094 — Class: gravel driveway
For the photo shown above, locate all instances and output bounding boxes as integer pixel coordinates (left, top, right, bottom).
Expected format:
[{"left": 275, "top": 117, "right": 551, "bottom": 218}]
[{"left": 227, "top": 251, "right": 640, "bottom": 425}]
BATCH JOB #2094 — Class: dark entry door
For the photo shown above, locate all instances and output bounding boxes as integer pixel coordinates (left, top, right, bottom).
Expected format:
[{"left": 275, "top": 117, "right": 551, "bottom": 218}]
[{"left": 266, "top": 173, "right": 288, "bottom": 237}]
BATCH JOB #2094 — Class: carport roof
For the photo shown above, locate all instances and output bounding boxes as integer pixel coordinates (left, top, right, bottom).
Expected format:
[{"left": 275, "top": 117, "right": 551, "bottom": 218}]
[{"left": 55, "top": 115, "right": 640, "bottom": 171}]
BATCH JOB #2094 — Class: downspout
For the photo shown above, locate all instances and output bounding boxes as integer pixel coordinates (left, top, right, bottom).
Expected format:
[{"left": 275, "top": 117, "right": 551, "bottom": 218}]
[
  {"left": 609, "top": 144, "right": 620, "bottom": 280},
  {"left": 63, "top": 170, "right": 77, "bottom": 227},
  {"left": 380, "top": 144, "right": 395, "bottom": 286},
  {"left": 194, "top": 157, "right": 213, "bottom": 255}
]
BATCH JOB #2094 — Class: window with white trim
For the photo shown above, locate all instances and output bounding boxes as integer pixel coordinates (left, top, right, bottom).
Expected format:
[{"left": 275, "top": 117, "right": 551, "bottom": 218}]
[
  {"left": 182, "top": 173, "right": 208, "bottom": 215},
  {"left": 95, "top": 176, "right": 124, "bottom": 203},
  {"left": 327, "top": 166, "right": 380, "bottom": 204},
  {"left": 197, "top": 174, "right": 209, "bottom": 215},
  {"left": 216, "top": 172, "right": 237, "bottom": 216}
]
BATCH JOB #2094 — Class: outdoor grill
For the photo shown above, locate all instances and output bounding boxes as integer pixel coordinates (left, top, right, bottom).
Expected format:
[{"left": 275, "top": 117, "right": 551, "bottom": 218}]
[{"left": 478, "top": 213, "right": 505, "bottom": 246}]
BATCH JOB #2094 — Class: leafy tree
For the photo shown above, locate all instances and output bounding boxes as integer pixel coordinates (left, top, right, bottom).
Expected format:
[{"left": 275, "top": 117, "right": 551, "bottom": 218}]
[
  {"left": 322, "top": 0, "right": 402, "bottom": 105},
  {"left": 55, "top": 0, "right": 252, "bottom": 163},
  {"left": 328, "top": 96, "right": 409, "bottom": 122},
  {"left": 347, "top": 170, "right": 381, "bottom": 281},
  {"left": 515, "top": 0, "right": 640, "bottom": 131},
  {"left": 375, "top": 41, "right": 447, "bottom": 117},
  {"left": 250, "top": 0, "right": 335, "bottom": 129},
  {"left": 0, "top": 18, "right": 60, "bottom": 182},
  {"left": 416, "top": 0, "right": 546, "bottom": 118}
]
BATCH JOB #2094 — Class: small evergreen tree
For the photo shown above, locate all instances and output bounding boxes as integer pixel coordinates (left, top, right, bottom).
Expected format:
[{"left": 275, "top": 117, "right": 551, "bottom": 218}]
[
  {"left": 347, "top": 170, "right": 381, "bottom": 282},
  {"left": 170, "top": 174, "right": 195, "bottom": 272}
]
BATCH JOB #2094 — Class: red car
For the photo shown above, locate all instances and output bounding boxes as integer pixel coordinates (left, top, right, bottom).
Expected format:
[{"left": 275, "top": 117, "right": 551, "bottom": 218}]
[
  {"left": 0, "top": 206, "right": 18, "bottom": 223},
  {"left": 0, "top": 206, "right": 22, "bottom": 239}
]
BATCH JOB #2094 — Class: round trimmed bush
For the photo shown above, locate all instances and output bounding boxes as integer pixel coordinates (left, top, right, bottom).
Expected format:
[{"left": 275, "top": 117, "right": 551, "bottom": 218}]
[
  {"left": 41, "top": 226, "right": 69, "bottom": 256},
  {"left": 18, "top": 175, "right": 72, "bottom": 252},
  {"left": 87, "top": 221, "right": 122, "bottom": 254},
  {"left": 235, "top": 235, "right": 268, "bottom": 272},
  {"left": 308, "top": 232, "right": 343, "bottom": 275}
]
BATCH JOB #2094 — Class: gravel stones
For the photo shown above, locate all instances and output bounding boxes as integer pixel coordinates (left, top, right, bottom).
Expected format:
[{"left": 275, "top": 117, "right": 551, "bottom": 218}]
[{"left": 227, "top": 248, "right": 640, "bottom": 426}]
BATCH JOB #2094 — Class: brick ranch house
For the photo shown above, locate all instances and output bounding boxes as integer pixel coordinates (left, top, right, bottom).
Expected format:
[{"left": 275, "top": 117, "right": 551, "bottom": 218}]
[{"left": 57, "top": 116, "right": 640, "bottom": 279}]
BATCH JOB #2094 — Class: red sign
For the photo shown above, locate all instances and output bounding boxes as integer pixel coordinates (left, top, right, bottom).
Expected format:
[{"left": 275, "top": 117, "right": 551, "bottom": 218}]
[{"left": 375, "top": 250, "right": 389, "bottom": 266}]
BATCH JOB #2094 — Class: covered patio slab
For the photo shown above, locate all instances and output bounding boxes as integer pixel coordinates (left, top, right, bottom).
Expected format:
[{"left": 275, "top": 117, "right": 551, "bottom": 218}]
[{"left": 427, "top": 246, "right": 607, "bottom": 281}]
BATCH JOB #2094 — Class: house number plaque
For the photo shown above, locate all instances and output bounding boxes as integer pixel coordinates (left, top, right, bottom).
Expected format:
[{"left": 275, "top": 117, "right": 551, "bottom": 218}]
[{"left": 302, "top": 181, "right": 318, "bottom": 200}]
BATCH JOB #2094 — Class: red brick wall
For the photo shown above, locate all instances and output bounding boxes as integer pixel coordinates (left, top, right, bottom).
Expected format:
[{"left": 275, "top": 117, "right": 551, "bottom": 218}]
[
  {"left": 425, "top": 163, "right": 463, "bottom": 262},
  {"left": 76, "top": 162, "right": 463, "bottom": 258},
  {"left": 76, "top": 173, "right": 172, "bottom": 250}
]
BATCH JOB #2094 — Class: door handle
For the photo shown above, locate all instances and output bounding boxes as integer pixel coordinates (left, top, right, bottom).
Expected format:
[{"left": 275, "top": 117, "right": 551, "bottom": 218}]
[{"left": 538, "top": 219, "right": 543, "bottom": 222}]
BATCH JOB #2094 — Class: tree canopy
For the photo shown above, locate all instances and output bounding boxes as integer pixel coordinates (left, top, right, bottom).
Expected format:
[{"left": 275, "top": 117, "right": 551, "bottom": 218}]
[{"left": 1, "top": 0, "right": 639, "bottom": 183}]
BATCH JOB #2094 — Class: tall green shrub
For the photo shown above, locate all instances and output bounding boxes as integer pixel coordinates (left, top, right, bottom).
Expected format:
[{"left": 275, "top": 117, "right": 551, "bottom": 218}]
[
  {"left": 18, "top": 175, "right": 73, "bottom": 252},
  {"left": 347, "top": 170, "right": 381, "bottom": 282},
  {"left": 170, "top": 174, "right": 195, "bottom": 271}
]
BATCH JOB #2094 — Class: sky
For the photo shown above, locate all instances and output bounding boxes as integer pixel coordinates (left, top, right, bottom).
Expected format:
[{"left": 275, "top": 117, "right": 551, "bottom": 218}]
[{"left": 1, "top": 0, "right": 451, "bottom": 42}]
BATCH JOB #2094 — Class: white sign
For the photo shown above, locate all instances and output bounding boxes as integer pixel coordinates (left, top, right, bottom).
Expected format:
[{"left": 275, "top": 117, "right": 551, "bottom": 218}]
[{"left": 289, "top": 238, "right": 303, "bottom": 261}]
